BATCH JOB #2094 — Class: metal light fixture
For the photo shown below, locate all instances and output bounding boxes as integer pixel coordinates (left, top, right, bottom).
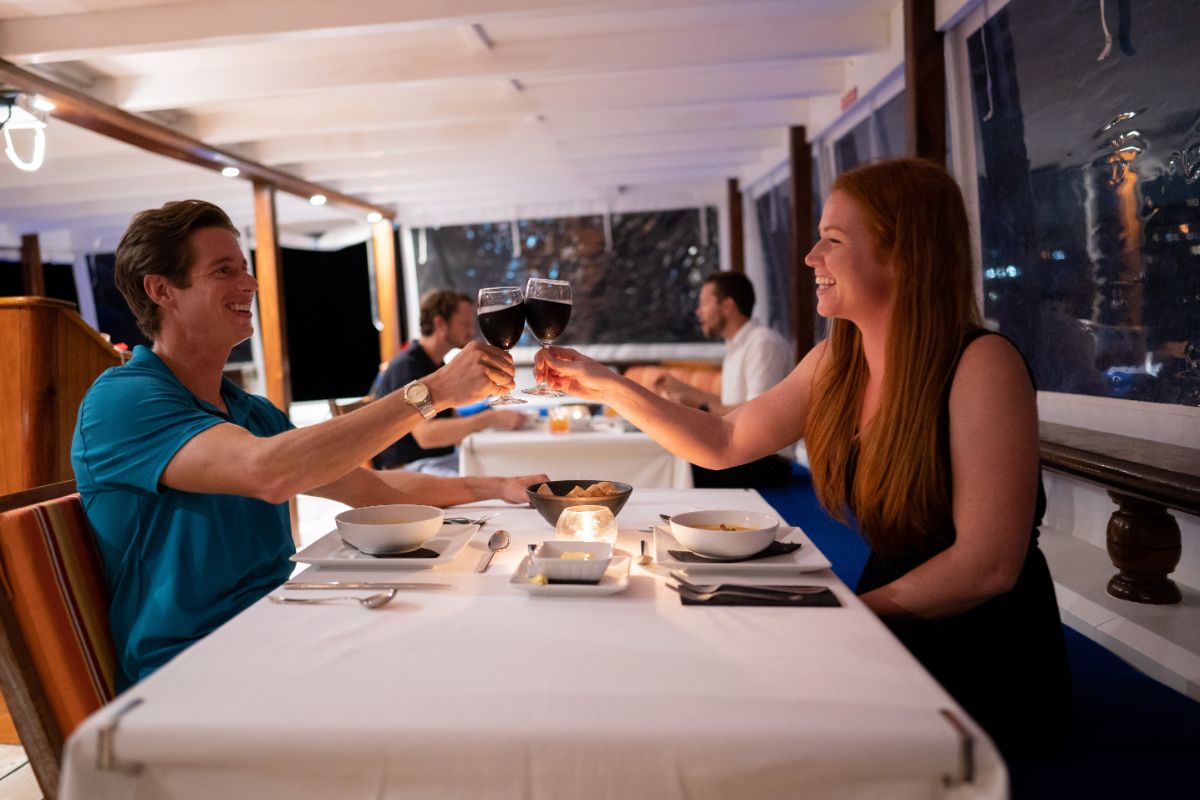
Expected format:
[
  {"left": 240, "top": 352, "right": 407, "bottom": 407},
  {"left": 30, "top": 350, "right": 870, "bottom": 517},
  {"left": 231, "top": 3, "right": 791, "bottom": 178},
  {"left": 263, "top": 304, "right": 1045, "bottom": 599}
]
[{"left": 1, "top": 92, "right": 49, "bottom": 172}]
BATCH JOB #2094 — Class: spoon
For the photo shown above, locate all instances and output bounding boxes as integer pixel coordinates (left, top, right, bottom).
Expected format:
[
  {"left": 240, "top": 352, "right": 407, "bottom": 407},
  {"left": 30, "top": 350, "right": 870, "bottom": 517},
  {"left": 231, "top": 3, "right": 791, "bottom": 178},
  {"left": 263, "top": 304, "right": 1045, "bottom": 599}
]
[
  {"left": 476, "top": 529, "right": 510, "bottom": 573},
  {"left": 269, "top": 589, "right": 398, "bottom": 609},
  {"left": 637, "top": 539, "right": 652, "bottom": 565}
]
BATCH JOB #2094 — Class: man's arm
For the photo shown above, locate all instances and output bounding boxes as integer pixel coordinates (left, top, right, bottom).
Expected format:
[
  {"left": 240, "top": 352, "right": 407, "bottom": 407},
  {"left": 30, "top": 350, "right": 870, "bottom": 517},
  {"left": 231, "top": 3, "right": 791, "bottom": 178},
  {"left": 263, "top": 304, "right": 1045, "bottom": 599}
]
[
  {"left": 307, "top": 467, "right": 548, "bottom": 507},
  {"left": 652, "top": 374, "right": 736, "bottom": 415},
  {"left": 410, "top": 408, "right": 526, "bottom": 449},
  {"left": 159, "top": 342, "right": 514, "bottom": 503}
]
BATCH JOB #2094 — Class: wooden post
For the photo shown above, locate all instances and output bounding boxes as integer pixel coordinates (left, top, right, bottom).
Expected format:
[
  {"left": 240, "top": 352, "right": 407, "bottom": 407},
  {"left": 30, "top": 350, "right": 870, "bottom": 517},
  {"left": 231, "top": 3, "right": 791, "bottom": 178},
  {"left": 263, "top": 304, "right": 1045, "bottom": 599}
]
[
  {"left": 788, "top": 126, "right": 815, "bottom": 364},
  {"left": 20, "top": 234, "right": 44, "bottom": 297},
  {"left": 904, "top": 0, "right": 947, "bottom": 164},
  {"left": 726, "top": 178, "right": 744, "bottom": 273},
  {"left": 252, "top": 182, "right": 290, "bottom": 412},
  {"left": 372, "top": 220, "right": 402, "bottom": 364},
  {"left": 251, "top": 183, "right": 298, "bottom": 542}
]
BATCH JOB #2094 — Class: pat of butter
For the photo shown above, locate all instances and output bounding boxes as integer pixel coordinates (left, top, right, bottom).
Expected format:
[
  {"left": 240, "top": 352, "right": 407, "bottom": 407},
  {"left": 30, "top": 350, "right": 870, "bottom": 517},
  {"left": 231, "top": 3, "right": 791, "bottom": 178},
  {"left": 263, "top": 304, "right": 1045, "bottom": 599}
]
[
  {"left": 530, "top": 573, "right": 549, "bottom": 586},
  {"left": 560, "top": 551, "right": 593, "bottom": 561}
]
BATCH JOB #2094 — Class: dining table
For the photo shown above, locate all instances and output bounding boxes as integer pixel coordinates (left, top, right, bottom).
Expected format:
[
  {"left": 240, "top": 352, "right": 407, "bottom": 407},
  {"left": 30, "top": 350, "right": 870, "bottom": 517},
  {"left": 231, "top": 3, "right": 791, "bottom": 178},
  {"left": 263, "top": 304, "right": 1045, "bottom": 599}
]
[
  {"left": 459, "top": 419, "right": 694, "bottom": 489},
  {"left": 59, "top": 488, "right": 1005, "bottom": 800}
]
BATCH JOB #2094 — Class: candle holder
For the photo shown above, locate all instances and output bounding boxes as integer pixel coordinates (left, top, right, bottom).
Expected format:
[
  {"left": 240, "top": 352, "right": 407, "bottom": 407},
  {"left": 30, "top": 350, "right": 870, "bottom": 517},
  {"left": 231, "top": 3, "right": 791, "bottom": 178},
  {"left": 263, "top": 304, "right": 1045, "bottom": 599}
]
[{"left": 555, "top": 505, "right": 618, "bottom": 545}]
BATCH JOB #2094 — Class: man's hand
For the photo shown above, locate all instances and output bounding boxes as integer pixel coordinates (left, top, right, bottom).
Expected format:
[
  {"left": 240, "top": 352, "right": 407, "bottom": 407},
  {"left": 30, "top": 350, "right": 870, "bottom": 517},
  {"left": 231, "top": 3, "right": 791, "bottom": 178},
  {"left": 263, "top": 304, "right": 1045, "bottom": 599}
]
[
  {"left": 653, "top": 374, "right": 701, "bottom": 407},
  {"left": 425, "top": 342, "right": 515, "bottom": 410},
  {"left": 491, "top": 473, "right": 549, "bottom": 504}
]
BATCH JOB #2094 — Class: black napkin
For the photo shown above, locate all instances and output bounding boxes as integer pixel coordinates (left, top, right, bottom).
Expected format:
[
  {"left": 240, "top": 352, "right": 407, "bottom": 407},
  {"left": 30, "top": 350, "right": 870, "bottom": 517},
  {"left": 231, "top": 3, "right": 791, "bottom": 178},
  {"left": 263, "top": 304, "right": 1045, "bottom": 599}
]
[
  {"left": 668, "top": 540, "right": 801, "bottom": 564},
  {"left": 342, "top": 538, "right": 439, "bottom": 559},
  {"left": 678, "top": 588, "right": 840, "bottom": 607}
]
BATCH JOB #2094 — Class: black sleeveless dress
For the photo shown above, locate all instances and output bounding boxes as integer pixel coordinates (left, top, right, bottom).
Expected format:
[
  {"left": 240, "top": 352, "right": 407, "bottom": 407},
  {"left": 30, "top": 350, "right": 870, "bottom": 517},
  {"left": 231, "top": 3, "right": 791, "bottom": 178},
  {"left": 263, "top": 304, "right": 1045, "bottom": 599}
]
[{"left": 853, "top": 330, "right": 1071, "bottom": 755}]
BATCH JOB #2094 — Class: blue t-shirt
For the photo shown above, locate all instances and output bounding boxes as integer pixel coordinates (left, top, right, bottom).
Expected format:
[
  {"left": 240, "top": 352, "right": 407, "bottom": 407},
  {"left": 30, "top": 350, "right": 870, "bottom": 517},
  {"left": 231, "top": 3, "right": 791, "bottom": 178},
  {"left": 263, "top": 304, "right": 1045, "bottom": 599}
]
[{"left": 71, "top": 346, "right": 296, "bottom": 690}]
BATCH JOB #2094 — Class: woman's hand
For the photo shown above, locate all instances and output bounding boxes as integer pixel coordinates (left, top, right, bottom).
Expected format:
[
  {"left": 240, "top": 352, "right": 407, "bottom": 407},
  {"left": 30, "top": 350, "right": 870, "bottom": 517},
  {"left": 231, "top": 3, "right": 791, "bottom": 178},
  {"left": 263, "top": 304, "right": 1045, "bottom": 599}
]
[
  {"left": 425, "top": 342, "right": 515, "bottom": 409},
  {"left": 533, "top": 346, "right": 616, "bottom": 401}
]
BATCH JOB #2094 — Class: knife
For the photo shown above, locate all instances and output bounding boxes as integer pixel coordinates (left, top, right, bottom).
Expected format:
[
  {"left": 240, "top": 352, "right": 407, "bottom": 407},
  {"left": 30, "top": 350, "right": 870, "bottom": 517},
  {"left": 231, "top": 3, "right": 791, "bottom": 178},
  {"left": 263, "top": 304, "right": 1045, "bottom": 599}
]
[{"left": 283, "top": 581, "right": 452, "bottom": 590}]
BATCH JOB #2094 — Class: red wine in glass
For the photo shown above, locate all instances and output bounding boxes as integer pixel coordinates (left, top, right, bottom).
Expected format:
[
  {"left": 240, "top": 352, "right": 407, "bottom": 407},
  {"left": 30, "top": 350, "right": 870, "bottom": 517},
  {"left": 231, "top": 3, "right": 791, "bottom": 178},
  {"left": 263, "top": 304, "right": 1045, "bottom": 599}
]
[
  {"left": 522, "top": 278, "right": 572, "bottom": 397},
  {"left": 476, "top": 286, "right": 526, "bottom": 405},
  {"left": 478, "top": 303, "right": 525, "bottom": 350},
  {"left": 524, "top": 297, "right": 572, "bottom": 344}
]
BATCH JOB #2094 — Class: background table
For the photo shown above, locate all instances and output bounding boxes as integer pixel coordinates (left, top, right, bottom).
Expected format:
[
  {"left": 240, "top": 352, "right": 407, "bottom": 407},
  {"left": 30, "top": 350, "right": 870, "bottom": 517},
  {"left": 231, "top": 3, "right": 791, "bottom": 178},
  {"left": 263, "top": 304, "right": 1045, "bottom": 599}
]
[
  {"left": 460, "top": 427, "right": 694, "bottom": 488},
  {"left": 61, "top": 489, "right": 1004, "bottom": 800}
]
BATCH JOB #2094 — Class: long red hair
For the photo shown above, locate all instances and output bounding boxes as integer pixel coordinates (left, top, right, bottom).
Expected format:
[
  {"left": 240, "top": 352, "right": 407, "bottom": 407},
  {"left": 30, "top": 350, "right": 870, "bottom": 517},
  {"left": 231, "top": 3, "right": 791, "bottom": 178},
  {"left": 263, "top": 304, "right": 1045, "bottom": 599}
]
[{"left": 805, "top": 159, "right": 981, "bottom": 556}]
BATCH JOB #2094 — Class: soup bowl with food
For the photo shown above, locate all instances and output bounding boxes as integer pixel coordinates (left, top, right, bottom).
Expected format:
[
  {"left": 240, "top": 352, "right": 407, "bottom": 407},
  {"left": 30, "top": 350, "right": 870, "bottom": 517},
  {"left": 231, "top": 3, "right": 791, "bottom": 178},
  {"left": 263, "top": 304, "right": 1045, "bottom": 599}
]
[
  {"left": 526, "top": 479, "right": 633, "bottom": 526},
  {"left": 335, "top": 504, "right": 444, "bottom": 554},
  {"left": 668, "top": 510, "right": 780, "bottom": 559}
]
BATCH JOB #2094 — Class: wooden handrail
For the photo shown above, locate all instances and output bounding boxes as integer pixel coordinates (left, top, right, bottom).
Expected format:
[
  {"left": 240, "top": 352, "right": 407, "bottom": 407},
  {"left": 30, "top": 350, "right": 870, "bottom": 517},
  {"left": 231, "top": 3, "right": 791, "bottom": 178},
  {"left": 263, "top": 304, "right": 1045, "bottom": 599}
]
[
  {"left": 1039, "top": 421, "right": 1199, "bottom": 605},
  {"left": 1039, "top": 422, "right": 1200, "bottom": 516}
]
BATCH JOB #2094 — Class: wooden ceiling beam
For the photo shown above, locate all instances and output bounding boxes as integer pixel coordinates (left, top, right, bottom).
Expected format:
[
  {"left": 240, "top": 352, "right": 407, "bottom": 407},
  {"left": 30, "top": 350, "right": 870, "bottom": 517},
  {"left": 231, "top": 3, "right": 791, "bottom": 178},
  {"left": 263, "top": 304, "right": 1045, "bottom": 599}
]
[{"left": 0, "top": 58, "right": 392, "bottom": 221}]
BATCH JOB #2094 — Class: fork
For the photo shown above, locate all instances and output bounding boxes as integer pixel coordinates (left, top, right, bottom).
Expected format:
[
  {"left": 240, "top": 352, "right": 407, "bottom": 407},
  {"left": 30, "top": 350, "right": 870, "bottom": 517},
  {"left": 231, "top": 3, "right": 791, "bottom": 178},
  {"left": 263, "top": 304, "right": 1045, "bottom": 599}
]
[
  {"left": 669, "top": 572, "right": 828, "bottom": 595},
  {"left": 666, "top": 583, "right": 825, "bottom": 602}
]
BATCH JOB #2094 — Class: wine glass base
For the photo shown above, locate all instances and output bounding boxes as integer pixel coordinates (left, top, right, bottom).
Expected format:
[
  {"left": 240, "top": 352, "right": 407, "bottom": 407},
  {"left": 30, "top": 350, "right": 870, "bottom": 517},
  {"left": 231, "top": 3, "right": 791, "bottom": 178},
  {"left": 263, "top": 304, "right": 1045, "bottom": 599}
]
[
  {"left": 486, "top": 395, "right": 527, "bottom": 406},
  {"left": 522, "top": 386, "right": 565, "bottom": 398}
]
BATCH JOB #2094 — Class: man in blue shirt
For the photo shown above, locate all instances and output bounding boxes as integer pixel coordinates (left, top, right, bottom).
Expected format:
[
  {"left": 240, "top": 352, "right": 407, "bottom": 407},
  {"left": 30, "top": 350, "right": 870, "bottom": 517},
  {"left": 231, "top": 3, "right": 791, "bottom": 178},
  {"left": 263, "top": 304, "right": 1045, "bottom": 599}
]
[{"left": 72, "top": 200, "right": 543, "bottom": 689}]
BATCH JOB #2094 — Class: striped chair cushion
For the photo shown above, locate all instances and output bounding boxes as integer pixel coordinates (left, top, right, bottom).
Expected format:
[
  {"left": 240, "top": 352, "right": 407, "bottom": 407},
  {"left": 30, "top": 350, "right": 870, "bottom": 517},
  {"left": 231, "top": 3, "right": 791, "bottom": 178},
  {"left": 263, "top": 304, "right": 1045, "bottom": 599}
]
[{"left": 0, "top": 494, "right": 116, "bottom": 738}]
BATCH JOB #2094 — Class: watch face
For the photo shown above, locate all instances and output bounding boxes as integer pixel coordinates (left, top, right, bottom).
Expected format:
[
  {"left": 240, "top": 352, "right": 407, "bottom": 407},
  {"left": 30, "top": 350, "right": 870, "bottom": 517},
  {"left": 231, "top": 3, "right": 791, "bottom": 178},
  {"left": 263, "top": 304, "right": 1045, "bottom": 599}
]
[{"left": 406, "top": 382, "right": 429, "bottom": 403}]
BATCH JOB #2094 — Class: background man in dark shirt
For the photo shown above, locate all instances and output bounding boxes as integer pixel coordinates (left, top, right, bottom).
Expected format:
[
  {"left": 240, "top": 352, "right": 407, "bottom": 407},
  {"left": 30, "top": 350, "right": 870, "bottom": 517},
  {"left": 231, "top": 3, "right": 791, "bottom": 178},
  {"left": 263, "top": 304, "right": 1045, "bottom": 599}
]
[{"left": 372, "top": 289, "right": 525, "bottom": 472}]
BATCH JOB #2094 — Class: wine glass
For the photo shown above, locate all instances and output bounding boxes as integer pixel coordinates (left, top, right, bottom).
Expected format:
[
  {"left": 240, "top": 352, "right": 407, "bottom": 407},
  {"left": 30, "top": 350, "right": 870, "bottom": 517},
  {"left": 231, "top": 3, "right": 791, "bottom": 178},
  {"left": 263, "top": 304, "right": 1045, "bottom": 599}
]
[
  {"left": 522, "top": 277, "right": 572, "bottom": 397},
  {"left": 476, "top": 286, "right": 527, "bottom": 405}
]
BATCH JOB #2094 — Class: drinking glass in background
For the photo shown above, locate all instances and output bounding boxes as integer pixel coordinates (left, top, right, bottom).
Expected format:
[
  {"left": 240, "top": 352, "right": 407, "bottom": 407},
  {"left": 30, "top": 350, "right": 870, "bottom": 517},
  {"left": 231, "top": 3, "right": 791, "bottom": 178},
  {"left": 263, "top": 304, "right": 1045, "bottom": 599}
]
[
  {"left": 522, "top": 277, "right": 572, "bottom": 397},
  {"left": 476, "top": 286, "right": 527, "bottom": 406}
]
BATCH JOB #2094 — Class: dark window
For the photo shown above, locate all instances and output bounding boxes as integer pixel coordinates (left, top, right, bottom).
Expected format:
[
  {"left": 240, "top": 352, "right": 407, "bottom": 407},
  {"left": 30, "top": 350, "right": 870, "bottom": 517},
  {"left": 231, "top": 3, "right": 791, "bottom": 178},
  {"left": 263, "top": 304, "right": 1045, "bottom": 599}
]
[
  {"left": 276, "top": 243, "right": 382, "bottom": 400},
  {"left": 414, "top": 208, "right": 719, "bottom": 345},
  {"left": 754, "top": 182, "right": 793, "bottom": 342},
  {"left": 968, "top": 0, "right": 1199, "bottom": 406},
  {"left": 834, "top": 117, "right": 873, "bottom": 174},
  {"left": 876, "top": 91, "right": 908, "bottom": 159}
]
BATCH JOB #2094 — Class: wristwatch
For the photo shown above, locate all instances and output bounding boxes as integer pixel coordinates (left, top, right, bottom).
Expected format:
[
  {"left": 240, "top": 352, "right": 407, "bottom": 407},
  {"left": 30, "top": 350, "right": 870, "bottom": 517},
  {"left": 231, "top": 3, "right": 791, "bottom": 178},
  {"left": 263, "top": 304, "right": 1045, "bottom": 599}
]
[{"left": 402, "top": 380, "right": 436, "bottom": 420}]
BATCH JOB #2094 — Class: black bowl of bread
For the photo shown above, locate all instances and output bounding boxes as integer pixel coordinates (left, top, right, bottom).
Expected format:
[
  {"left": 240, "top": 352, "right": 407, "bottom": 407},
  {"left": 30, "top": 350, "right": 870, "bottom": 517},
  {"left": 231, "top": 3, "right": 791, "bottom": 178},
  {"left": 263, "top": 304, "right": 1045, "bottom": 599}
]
[{"left": 526, "top": 479, "right": 633, "bottom": 527}]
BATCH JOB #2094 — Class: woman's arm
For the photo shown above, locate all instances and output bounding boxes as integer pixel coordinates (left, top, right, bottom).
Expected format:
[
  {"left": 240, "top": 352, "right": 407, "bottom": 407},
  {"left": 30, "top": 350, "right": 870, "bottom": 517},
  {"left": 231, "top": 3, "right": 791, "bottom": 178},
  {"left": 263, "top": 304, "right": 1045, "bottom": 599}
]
[
  {"left": 536, "top": 344, "right": 821, "bottom": 468},
  {"left": 159, "top": 342, "right": 515, "bottom": 504},
  {"left": 859, "top": 336, "right": 1040, "bottom": 619}
]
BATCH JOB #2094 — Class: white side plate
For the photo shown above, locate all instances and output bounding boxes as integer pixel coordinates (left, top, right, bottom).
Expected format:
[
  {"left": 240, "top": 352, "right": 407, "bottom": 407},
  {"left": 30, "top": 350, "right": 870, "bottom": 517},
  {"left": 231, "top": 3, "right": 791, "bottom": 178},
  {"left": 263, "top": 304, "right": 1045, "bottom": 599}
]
[
  {"left": 291, "top": 524, "right": 477, "bottom": 570},
  {"left": 654, "top": 525, "right": 832, "bottom": 574},
  {"left": 510, "top": 555, "right": 631, "bottom": 596}
]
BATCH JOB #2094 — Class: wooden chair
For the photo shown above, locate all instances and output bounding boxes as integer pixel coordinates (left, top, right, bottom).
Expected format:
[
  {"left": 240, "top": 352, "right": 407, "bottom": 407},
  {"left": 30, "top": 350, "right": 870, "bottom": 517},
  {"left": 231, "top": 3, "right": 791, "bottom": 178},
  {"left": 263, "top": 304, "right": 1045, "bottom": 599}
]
[
  {"left": 327, "top": 395, "right": 373, "bottom": 418},
  {"left": 0, "top": 480, "right": 117, "bottom": 800}
]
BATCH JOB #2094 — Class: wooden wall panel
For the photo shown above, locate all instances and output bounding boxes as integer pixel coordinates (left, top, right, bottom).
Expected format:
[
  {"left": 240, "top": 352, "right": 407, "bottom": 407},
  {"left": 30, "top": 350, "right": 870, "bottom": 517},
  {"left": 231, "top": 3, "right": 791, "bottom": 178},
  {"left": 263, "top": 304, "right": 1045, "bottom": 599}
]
[
  {"left": 0, "top": 298, "right": 122, "bottom": 494},
  {"left": 372, "top": 221, "right": 401, "bottom": 364}
]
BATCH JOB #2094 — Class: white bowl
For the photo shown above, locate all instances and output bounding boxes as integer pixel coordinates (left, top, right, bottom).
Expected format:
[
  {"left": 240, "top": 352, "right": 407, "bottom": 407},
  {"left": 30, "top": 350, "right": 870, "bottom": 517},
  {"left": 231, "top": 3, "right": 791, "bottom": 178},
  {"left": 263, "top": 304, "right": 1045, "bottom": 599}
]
[
  {"left": 669, "top": 510, "right": 780, "bottom": 559},
  {"left": 531, "top": 540, "right": 613, "bottom": 582},
  {"left": 335, "top": 504, "right": 444, "bottom": 555}
]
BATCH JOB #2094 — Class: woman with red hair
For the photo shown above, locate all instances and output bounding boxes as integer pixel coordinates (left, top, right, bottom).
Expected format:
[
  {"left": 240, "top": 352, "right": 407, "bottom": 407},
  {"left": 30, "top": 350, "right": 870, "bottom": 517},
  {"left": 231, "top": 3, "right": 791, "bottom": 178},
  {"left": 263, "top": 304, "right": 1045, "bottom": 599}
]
[{"left": 536, "top": 158, "right": 1070, "bottom": 754}]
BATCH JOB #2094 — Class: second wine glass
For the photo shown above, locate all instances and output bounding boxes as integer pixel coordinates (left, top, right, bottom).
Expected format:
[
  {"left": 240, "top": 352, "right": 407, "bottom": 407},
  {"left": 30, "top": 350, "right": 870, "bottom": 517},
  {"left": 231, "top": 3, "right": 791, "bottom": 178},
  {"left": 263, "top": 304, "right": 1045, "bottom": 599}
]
[
  {"left": 476, "top": 286, "right": 526, "bottom": 405},
  {"left": 522, "top": 277, "right": 572, "bottom": 397}
]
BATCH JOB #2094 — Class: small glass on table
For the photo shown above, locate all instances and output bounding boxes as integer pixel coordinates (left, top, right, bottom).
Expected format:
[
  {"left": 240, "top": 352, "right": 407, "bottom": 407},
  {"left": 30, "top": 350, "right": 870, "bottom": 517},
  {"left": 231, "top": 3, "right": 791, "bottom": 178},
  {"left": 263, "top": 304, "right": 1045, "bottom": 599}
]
[
  {"left": 476, "top": 286, "right": 526, "bottom": 406},
  {"left": 522, "top": 277, "right": 572, "bottom": 397}
]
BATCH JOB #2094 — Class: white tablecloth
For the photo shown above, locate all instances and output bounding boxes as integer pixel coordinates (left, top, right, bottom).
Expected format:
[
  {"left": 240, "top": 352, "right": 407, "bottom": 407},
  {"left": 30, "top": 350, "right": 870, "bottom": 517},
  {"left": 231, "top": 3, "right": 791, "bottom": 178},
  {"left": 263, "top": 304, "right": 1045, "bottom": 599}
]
[
  {"left": 460, "top": 428, "right": 694, "bottom": 489},
  {"left": 61, "top": 490, "right": 1004, "bottom": 800}
]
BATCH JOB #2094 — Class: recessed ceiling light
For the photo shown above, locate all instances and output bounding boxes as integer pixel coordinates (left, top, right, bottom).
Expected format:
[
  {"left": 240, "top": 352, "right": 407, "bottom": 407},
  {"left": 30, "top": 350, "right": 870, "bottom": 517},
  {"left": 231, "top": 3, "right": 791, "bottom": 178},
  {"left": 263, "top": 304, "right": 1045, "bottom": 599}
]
[
  {"left": 221, "top": 166, "right": 240, "bottom": 177},
  {"left": 366, "top": 212, "right": 383, "bottom": 223},
  {"left": 310, "top": 194, "right": 327, "bottom": 206}
]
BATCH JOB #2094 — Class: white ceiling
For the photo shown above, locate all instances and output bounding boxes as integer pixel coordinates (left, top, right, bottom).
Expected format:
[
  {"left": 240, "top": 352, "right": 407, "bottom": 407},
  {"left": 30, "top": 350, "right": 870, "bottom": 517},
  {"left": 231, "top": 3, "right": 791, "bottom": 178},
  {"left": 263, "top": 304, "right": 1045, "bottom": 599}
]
[{"left": 0, "top": 0, "right": 899, "bottom": 253}]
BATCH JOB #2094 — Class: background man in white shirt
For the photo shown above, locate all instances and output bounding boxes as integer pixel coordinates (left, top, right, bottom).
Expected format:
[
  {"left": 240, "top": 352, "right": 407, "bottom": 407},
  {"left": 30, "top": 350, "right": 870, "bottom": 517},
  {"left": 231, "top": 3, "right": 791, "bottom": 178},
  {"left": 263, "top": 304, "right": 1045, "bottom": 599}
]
[{"left": 655, "top": 271, "right": 794, "bottom": 487}]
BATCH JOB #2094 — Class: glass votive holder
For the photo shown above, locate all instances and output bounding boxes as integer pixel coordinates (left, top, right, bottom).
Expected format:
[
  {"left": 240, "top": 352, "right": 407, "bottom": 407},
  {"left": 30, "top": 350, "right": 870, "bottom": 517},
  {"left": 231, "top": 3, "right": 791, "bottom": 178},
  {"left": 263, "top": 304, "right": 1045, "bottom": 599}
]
[
  {"left": 555, "top": 505, "right": 618, "bottom": 545},
  {"left": 548, "top": 406, "right": 570, "bottom": 435}
]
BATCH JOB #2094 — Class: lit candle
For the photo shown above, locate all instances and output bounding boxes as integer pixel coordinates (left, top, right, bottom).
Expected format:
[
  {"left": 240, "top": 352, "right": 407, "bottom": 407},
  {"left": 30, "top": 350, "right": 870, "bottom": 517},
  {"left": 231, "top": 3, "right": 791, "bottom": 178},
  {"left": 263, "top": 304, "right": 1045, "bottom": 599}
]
[{"left": 556, "top": 505, "right": 618, "bottom": 545}]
